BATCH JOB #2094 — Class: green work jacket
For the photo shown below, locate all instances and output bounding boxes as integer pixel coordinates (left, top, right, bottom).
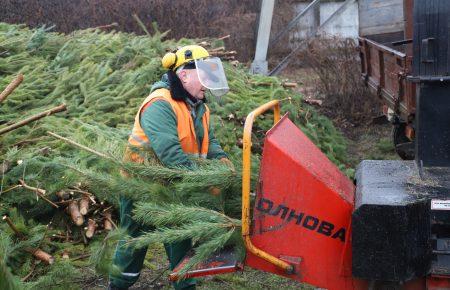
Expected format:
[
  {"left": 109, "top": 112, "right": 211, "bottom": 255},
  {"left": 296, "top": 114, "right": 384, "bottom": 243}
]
[{"left": 140, "top": 75, "right": 227, "bottom": 169}]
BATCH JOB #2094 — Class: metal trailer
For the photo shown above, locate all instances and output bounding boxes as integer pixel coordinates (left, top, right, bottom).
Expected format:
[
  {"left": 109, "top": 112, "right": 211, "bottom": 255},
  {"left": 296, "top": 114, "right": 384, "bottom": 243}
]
[{"left": 359, "top": 0, "right": 416, "bottom": 159}]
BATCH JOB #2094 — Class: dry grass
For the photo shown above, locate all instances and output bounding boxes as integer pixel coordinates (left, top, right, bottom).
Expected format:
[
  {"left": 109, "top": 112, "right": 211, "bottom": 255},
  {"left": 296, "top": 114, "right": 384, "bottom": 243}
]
[{"left": 296, "top": 36, "right": 379, "bottom": 123}]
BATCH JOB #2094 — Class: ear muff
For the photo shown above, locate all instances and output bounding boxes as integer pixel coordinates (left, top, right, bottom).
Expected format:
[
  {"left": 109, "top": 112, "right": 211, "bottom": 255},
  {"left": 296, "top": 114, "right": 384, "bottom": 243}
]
[
  {"left": 184, "top": 50, "right": 192, "bottom": 59},
  {"left": 163, "top": 45, "right": 210, "bottom": 70},
  {"left": 162, "top": 52, "right": 177, "bottom": 70}
]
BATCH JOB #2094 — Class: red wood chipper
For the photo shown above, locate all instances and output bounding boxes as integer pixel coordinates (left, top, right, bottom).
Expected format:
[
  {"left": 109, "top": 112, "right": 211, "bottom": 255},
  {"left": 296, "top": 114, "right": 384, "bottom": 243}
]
[{"left": 172, "top": 0, "right": 450, "bottom": 289}]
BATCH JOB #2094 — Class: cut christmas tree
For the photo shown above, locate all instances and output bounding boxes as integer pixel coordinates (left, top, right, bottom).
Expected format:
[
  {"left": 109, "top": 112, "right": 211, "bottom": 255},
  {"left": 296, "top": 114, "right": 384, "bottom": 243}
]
[{"left": 0, "top": 21, "right": 352, "bottom": 286}]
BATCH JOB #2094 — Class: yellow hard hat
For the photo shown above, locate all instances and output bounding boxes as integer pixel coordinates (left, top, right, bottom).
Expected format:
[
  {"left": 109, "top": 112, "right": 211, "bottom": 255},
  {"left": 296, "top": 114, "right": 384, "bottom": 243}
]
[{"left": 162, "top": 45, "right": 210, "bottom": 70}]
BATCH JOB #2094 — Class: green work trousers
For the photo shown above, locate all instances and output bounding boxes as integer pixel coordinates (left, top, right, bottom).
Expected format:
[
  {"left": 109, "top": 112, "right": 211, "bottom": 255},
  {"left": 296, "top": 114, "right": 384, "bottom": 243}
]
[{"left": 109, "top": 197, "right": 196, "bottom": 289}]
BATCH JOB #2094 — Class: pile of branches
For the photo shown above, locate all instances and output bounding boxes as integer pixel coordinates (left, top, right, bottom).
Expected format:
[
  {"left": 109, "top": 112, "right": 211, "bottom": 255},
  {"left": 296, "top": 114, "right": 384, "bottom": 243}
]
[{"left": 0, "top": 22, "right": 351, "bottom": 287}]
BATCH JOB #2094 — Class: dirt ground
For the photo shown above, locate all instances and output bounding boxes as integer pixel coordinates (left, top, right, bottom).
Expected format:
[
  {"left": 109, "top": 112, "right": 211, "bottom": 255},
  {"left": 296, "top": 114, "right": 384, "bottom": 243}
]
[
  {"left": 78, "top": 67, "right": 398, "bottom": 290},
  {"left": 281, "top": 67, "right": 399, "bottom": 168},
  {"left": 80, "top": 243, "right": 311, "bottom": 289}
]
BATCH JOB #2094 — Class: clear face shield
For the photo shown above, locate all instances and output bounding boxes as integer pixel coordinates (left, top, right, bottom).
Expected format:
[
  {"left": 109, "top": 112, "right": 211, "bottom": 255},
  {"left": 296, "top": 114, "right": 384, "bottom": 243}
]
[{"left": 194, "top": 57, "right": 229, "bottom": 97}]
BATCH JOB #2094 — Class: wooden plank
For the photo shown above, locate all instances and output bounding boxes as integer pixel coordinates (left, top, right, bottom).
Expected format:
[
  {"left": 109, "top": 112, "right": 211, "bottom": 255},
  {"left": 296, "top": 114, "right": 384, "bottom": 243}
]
[
  {"left": 379, "top": 50, "right": 385, "bottom": 89},
  {"left": 383, "top": 55, "right": 400, "bottom": 98},
  {"left": 364, "top": 39, "right": 371, "bottom": 77},
  {"left": 359, "top": 0, "right": 404, "bottom": 36},
  {"left": 365, "top": 31, "right": 405, "bottom": 48}
]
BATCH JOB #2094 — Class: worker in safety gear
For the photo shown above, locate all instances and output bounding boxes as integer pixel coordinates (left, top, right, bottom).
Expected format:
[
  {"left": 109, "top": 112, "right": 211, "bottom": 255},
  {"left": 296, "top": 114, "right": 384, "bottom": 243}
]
[{"left": 108, "top": 45, "right": 232, "bottom": 290}]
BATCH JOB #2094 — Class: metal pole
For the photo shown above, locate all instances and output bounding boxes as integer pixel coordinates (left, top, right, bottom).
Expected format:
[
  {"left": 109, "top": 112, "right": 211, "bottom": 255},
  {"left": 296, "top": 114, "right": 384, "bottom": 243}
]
[{"left": 250, "top": 0, "right": 275, "bottom": 75}]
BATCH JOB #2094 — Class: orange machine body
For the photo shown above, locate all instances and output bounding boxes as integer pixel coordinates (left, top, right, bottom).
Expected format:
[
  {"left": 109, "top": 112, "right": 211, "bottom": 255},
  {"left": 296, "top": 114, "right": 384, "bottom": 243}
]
[
  {"left": 170, "top": 103, "right": 450, "bottom": 290},
  {"left": 244, "top": 115, "right": 365, "bottom": 290}
]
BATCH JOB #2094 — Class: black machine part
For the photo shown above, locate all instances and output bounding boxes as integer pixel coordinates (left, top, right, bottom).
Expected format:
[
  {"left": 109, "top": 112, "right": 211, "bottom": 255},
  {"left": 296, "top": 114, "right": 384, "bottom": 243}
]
[
  {"left": 353, "top": 161, "right": 450, "bottom": 282},
  {"left": 352, "top": 0, "right": 450, "bottom": 283},
  {"left": 393, "top": 122, "right": 415, "bottom": 161},
  {"left": 414, "top": 81, "right": 450, "bottom": 168},
  {"left": 411, "top": 0, "right": 450, "bottom": 168}
]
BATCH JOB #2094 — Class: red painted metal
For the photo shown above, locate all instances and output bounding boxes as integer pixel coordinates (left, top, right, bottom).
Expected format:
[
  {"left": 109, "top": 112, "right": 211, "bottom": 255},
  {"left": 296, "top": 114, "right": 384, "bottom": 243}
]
[
  {"left": 169, "top": 248, "right": 242, "bottom": 281},
  {"left": 427, "top": 276, "right": 450, "bottom": 290},
  {"left": 245, "top": 115, "right": 366, "bottom": 290}
]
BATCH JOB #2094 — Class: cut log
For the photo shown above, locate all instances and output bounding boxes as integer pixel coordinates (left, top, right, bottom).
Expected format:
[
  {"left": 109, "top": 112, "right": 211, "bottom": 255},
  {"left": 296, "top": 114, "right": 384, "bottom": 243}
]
[
  {"left": 209, "top": 46, "right": 225, "bottom": 52},
  {"left": 85, "top": 219, "right": 97, "bottom": 238},
  {"left": 62, "top": 250, "right": 70, "bottom": 259},
  {"left": 68, "top": 201, "right": 84, "bottom": 226},
  {"left": 304, "top": 98, "right": 323, "bottom": 106},
  {"left": 103, "top": 210, "right": 113, "bottom": 231},
  {"left": 56, "top": 190, "right": 70, "bottom": 200},
  {"left": 230, "top": 60, "right": 240, "bottom": 66},
  {"left": 1, "top": 160, "right": 11, "bottom": 175},
  {"left": 282, "top": 82, "right": 298, "bottom": 88},
  {"left": 79, "top": 196, "right": 90, "bottom": 215},
  {"left": 211, "top": 50, "right": 237, "bottom": 56},
  {"left": 30, "top": 249, "right": 54, "bottom": 264}
]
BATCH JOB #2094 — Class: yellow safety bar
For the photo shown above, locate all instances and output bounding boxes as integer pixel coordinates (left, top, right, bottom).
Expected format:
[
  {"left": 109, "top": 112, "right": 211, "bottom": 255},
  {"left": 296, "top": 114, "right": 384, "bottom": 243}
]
[{"left": 241, "top": 100, "right": 294, "bottom": 274}]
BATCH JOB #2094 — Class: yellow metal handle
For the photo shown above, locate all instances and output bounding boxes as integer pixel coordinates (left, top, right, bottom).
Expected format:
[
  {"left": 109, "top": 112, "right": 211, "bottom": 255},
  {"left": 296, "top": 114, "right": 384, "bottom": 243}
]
[{"left": 241, "top": 100, "right": 294, "bottom": 274}]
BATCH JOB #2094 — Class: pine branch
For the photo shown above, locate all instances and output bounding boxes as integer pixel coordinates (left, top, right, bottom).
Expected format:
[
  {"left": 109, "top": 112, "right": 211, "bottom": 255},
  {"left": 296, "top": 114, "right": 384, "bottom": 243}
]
[
  {"left": 130, "top": 222, "right": 227, "bottom": 249},
  {"left": 18, "top": 179, "right": 59, "bottom": 208},
  {"left": 59, "top": 161, "right": 169, "bottom": 204},
  {"left": 0, "top": 104, "right": 66, "bottom": 136},
  {"left": 2, "top": 216, "right": 24, "bottom": 238},
  {"left": 132, "top": 14, "right": 151, "bottom": 36},
  {"left": 2, "top": 216, "right": 55, "bottom": 265},
  {"left": 89, "top": 228, "right": 126, "bottom": 276},
  {"left": 47, "top": 131, "right": 108, "bottom": 159},
  {"left": 0, "top": 74, "right": 23, "bottom": 104},
  {"left": 177, "top": 230, "right": 235, "bottom": 277},
  {"left": 0, "top": 232, "right": 23, "bottom": 290},
  {"left": 131, "top": 203, "right": 241, "bottom": 273},
  {"left": 133, "top": 203, "right": 239, "bottom": 227}
]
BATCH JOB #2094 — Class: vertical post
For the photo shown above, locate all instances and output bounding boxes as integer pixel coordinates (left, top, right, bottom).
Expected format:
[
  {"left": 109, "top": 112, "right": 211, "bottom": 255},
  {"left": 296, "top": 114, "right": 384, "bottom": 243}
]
[
  {"left": 312, "top": 2, "right": 320, "bottom": 35},
  {"left": 250, "top": 0, "right": 275, "bottom": 75}
]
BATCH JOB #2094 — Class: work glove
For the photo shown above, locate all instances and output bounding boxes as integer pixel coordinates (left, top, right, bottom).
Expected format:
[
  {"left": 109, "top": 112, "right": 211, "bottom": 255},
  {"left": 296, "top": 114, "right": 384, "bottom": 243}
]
[
  {"left": 209, "top": 186, "right": 222, "bottom": 196},
  {"left": 209, "top": 158, "right": 235, "bottom": 196}
]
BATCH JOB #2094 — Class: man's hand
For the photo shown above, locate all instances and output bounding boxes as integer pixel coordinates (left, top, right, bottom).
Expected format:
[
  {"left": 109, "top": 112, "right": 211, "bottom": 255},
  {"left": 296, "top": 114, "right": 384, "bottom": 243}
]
[
  {"left": 209, "top": 158, "right": 235, "bottom": 196},
  {"left": 209, "top": 186, "right": 222, "bottom": 196}
]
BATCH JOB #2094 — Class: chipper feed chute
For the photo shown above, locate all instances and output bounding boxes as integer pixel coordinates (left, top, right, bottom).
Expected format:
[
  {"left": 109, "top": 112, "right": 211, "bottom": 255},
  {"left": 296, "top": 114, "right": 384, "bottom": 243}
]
[
  {"left": 240, "top": 101, "right": 365, "bottom": 290},
  {"left": 170, "top": 101, "right": 364, "bottom": 289}
]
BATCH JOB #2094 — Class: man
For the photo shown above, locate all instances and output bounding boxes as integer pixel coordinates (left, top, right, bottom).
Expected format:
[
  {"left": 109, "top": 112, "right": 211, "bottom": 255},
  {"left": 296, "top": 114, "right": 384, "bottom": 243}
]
[{"left": 109, "top": 45, "right": 231, "bottom": 290}]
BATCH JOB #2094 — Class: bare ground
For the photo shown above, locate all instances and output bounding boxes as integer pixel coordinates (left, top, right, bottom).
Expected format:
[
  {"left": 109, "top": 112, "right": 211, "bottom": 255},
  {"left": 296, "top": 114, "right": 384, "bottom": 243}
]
[{"left": 80, "top": 243, "right": 311, "bottom": 289}]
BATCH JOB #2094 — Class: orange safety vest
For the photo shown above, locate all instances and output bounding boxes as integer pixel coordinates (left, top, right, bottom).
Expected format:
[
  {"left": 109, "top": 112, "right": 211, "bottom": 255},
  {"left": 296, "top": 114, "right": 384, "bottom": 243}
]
[{"left": 127, "top": 88, "right": 210, "bottom": 163}]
